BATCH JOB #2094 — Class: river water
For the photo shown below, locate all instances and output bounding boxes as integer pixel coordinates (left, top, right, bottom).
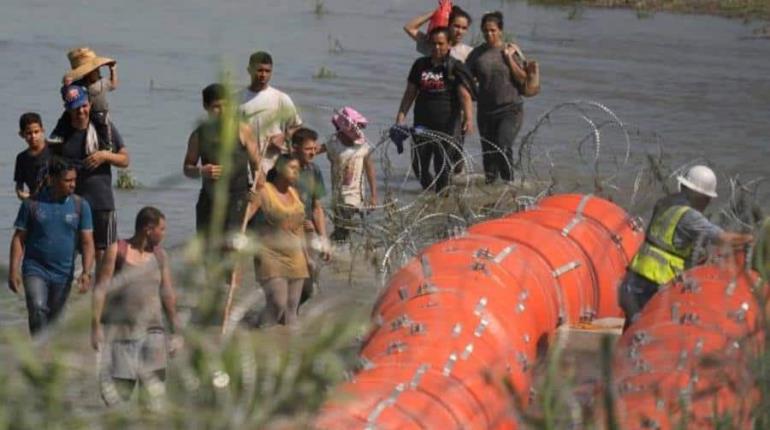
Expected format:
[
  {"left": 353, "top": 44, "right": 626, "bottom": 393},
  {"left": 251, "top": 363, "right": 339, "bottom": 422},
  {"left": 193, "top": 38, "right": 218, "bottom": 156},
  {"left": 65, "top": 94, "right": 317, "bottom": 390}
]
[{"left": 0, "top": 1, "right": 768, "bottom": 275}]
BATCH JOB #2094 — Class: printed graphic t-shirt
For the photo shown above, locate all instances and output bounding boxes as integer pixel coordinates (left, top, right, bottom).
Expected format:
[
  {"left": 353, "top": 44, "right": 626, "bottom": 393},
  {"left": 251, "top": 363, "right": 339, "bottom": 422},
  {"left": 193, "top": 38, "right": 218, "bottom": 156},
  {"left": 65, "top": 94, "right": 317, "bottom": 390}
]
[{"left": 407, "top": 56, "right": 460, "bottom": 132}]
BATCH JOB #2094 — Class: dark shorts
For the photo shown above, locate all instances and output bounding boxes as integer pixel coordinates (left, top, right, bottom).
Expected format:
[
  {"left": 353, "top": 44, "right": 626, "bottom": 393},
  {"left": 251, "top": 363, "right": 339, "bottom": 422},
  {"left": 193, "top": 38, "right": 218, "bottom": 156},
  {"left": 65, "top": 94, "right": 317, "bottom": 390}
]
[
  {"left": 196, "top": 190, "right": 249, "bottom": 234},
  {"left": 93, "top": 210, "right": 118, "bottom": 250}
]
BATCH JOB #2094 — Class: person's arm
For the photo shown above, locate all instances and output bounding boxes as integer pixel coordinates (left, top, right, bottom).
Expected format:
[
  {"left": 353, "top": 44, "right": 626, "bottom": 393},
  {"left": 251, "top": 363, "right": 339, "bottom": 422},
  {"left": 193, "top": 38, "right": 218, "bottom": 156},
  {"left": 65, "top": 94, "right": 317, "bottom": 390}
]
[
  {"left": 240, "top": 123, "right": 262, "bottom": 175},
  {"left": 458, "top": 84, "right": 474, "bottom": 134},
  {"left": 91, "top": 242, "right": 118, "bottom": 351},
  {"left": 312, "top": 199, "right": 327, "bottom": 238},
  {"left": 396, "top": 83, "right": 419, "bottom": 125},
  {"left": 8, "top": 230, "right": 25, "bottom": 294},
  {"left": 717, "top": 231, "right": 754, "bottom": 247},
  {"left": 522, "top": 61, "right": 540, "bottom": 97},
  {"left": 158, "top": 248, "right": 182, "bottom": 354},
  {"left": 503, "top": 43, "right": 529, "bottom": 84},
  {"left": 403, "top": 10, "right": 433, "bottom": 41},
  {"left": 246, "top": 189, "right": 264, "bottom": 220},
  {"left": 15, "top": 183, "right": 29, "bottom": 201},
  {"left": 183, "top": 129, "right": 221, "bottom": 179},
  {"left": 84, "top": 124, "right": 129, "bottom": 169},
  {"left": 108, "top": 64, "right": 118, "bottom": 91},
  {"left": 364, "top": 153, "right": 378, "bottom": 207},
  {"left": 78, "top": 231, "right": 95, "bottom": 293}
]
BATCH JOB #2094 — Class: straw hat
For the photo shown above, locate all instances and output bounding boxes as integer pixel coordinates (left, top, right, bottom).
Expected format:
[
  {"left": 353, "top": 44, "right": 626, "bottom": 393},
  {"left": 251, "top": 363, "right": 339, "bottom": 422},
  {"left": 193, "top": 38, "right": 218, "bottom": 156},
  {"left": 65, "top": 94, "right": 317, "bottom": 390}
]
[{"left": 63, "top": 47, "right": 115, "bottom": 81}]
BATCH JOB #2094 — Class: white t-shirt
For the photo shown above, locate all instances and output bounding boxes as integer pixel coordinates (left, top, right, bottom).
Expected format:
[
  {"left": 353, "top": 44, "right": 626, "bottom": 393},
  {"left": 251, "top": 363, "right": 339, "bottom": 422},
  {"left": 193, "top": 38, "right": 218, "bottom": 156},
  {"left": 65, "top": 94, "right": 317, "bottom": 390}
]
[
  {"left": 239, "top": 86, "right": 302, "bottom": 173},
  {"left": 326, "top": 135, "right": 371, "bottom": 208}
]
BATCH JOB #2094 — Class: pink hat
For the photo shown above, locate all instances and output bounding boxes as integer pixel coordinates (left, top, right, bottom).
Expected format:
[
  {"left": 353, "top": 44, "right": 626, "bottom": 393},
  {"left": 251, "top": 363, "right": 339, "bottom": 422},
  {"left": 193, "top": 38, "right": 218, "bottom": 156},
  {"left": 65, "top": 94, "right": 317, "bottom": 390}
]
[{"left": 332, "top": 106, "right": 368, "bottom": 144}]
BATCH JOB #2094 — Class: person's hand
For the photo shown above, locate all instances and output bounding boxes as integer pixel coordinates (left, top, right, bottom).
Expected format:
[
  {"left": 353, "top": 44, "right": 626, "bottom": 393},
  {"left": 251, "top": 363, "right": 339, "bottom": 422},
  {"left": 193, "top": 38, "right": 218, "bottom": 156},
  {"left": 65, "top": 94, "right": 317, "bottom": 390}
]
[
  {"left": 169, "top": 334, "right": 184, "bottom": 358},
  {"left": 84, "top": 150, "right": 110, "bottom": 170},
  {"left": 525, "top": 60, "right": 539, "bottom": 76},
  {"left": 201, "top": 164, "right": 222, "bottom": 179},
  {"left": 62, "top": 75, "right": 74, "bottom": 86},
  {"left": 395, "top": 112, "right": 406, "bottom": 126},
  {"left": 367, "top": 194, "right": 378, "bottom": 208},
  {"left": 462, "top": 118, "right": 474, "bottom": 134},
  {"left": 91, "top": 324, "right": 104, "bottom": 351},
  {"left": 7, "top": 271, "right": 22, "bottom": 294},
  {"left": 504, "top": 43, "right": 522, "bottom": 62},
  {"left": 321, "top": 250, "right": 332, "bottom": 262},
  {"left": 304, "top": 220, "right": 316, "bottom": 233},
  {"left": 77, "top": 272, "right": 92, "bottom": 294},
  {"left": 268, "top": 134, "right": 286, "bottom": 151},
  {"left": 254, "top": 171, "right": 266, "bottom": 189},
  {"left": 16, "top": 190, "right": 30, "bottom": 200}
]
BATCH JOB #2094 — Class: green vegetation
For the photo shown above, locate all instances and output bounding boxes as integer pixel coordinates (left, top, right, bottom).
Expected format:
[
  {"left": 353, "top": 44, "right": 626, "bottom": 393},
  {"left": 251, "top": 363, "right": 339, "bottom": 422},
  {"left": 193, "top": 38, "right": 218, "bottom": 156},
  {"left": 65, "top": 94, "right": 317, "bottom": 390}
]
[
  {"left": 526, "top": 0, "right": 770, "bottom": 20},
  {"left": 313, "top": 0, "right": 326, "bottom": 17},
  {"left": 116, "top": 169, "right": 139, "bottom": 189},
  {"left": 313, "top": 66, "right": 337, "bottom": 79}
]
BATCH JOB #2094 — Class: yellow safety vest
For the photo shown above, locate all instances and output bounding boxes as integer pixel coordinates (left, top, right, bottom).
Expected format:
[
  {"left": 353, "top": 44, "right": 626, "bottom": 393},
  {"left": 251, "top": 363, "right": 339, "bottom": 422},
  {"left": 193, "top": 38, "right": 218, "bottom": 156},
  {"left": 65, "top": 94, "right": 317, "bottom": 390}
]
[{"left": 629, "top": 205, "right": 693, "bottom": 285}]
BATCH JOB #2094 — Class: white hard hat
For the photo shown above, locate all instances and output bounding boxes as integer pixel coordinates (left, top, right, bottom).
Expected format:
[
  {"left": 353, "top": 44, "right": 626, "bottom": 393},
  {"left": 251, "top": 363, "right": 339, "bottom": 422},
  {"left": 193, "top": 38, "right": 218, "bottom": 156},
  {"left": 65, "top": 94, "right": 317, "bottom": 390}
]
[{"left": 677, "top": 165, "right": 718, "bottom": 198}]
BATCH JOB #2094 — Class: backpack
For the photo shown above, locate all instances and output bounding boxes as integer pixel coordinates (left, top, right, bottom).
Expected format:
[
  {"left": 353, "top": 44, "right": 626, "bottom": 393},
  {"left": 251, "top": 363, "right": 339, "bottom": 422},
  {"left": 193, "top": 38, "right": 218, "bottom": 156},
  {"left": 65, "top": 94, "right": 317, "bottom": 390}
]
[{"left": 114, "top": 239, "right": 166, "bottom": 274}]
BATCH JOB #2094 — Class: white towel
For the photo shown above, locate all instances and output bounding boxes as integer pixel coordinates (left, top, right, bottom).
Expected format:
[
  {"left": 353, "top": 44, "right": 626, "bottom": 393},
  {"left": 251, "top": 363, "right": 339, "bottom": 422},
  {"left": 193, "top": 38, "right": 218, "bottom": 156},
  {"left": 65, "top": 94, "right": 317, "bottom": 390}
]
[{"left": 85, "top": 123, "right": 100, "bottom": 155}]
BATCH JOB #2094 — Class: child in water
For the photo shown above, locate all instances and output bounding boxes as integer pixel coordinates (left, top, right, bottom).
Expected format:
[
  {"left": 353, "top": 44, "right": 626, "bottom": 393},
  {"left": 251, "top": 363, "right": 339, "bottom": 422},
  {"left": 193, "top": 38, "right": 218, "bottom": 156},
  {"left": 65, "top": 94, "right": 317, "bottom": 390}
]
[
  {"left": 13, "top": 112, "right": 51, "bottom": 200},
  {"left": 318, "top": 107, "right": 378, "bottom": 242}
]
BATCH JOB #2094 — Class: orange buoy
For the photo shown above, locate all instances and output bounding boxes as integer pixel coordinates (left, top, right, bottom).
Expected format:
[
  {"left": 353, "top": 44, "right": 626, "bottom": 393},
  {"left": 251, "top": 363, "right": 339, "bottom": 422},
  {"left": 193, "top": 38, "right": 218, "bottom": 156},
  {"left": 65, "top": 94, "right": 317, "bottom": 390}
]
[
  {"left": 614, "top": 261, "right": 762, "bottom": 429},
  {"left": 316, "top": 194, "right": 644, "bottom": 429}
]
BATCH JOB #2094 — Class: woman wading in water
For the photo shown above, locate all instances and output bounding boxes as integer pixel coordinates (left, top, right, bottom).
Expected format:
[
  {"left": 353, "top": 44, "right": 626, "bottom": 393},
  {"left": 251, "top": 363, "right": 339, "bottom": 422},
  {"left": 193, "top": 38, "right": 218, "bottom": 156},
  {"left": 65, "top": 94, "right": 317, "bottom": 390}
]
[
  {"left": 466, "top": 11, "right": 540, "bottom": 184},
  {"left": 247, "top": 154, "right": 309, "bottom": 326}
]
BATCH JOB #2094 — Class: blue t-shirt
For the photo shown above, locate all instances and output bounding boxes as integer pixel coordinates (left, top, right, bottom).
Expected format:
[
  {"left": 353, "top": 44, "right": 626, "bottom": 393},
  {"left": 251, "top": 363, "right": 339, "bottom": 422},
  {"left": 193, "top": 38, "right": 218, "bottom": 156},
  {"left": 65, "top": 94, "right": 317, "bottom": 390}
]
[{"left": 13, "top": 189, "right": 93, "bottom": 283}]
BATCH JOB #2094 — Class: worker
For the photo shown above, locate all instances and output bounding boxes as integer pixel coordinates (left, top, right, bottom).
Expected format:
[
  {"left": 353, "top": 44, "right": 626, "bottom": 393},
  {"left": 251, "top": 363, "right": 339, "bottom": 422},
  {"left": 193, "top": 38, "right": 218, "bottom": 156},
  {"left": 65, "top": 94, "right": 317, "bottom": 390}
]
[{"left": 619, "top": 165, "right": 753, "bottom": 329}]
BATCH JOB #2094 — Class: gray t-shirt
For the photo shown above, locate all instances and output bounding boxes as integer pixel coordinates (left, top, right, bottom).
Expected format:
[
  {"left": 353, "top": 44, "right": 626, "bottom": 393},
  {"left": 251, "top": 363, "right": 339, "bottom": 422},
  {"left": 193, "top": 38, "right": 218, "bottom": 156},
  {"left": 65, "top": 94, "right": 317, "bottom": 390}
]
[
  {"left": 415, "top": 33, "right": 472, "bottom": 63},
  {"left": 466, "top": 44, "right": 524, "bottom": 114},
  {"left": 88, "top": 78, "right": 113, "bottom": 113}
]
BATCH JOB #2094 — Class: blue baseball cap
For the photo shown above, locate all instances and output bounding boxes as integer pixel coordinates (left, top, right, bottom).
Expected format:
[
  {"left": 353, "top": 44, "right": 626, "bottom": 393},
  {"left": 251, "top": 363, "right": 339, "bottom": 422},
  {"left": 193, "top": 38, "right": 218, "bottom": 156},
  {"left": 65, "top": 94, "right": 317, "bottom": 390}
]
[{"left": 61, "top": 85, "right": 89, "bottom": 110}]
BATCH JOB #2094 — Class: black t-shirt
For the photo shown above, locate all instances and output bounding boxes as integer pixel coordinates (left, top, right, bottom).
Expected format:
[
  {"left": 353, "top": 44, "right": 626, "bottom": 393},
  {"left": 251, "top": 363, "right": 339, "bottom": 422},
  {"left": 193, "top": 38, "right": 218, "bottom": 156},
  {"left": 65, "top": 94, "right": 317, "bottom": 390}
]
[
  {"left": 14, "top": 147, "right": 52, "bottom": 194},
  {"left": 408, "top": 56, "right": 461, "bottom": 132},
  {"left": 57, "top": 122, "right": 125, "bottom": 211}
]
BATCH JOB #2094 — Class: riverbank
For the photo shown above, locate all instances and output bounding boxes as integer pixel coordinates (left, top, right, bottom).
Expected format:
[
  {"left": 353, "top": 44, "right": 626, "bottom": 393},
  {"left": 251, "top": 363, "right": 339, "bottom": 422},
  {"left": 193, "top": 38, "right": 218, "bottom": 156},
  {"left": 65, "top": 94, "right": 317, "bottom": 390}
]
[{"left": 529, "top": 0, "right": 770, "bottom": 21}]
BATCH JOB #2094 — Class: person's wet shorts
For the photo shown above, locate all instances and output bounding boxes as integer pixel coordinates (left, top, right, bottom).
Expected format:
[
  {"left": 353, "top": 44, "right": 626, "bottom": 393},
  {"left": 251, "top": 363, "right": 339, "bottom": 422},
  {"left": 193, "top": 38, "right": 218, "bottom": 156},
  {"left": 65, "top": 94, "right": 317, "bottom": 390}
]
[
  {"left": 105, "top": 329, "right": 167, "bottom": 381},
  {"left": 92, "top": 210, "right": 118, "bottom": 250}
]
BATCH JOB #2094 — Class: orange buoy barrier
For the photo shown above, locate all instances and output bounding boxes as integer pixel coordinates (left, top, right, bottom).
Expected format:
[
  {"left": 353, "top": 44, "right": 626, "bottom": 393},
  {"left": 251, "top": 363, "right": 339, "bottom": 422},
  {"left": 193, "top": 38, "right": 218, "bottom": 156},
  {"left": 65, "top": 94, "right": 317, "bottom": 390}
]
[
  {"left": 613, "top": 256, "right": 763, "bottom": 429},
  {"left": 316, "top": 194, "right": 643, "bottom": 429}
]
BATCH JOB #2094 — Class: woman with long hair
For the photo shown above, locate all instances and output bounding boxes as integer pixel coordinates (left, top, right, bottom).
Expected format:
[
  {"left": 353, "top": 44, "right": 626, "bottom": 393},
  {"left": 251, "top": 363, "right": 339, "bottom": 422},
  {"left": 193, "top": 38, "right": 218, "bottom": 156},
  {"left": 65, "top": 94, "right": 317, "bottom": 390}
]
[
  {"left": 247, "top": 153, "right": 309, "bottom": 326},
  {"left": 396, "top": 26, "right": 475, "bottom": 193},
  {"left": 403, "top": 5, "right": 474, "bottom": 62},
  {"left": 466, "top": 11, "right": 540, "bottom": 184}
]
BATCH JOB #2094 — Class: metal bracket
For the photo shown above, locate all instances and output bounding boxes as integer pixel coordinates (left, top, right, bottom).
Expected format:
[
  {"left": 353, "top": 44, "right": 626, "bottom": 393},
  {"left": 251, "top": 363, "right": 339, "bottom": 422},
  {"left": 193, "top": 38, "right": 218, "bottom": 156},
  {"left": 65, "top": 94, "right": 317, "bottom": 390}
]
[
  {"left": 386, "top": 341, "right": 406, "bottom": 354},
  {"left": 561, "top": 216, "right": 583, "bottom": 237},
  {"left": 552, "top": 261, "right": 581, "bottom": 278},
  {"left": 416, "top": 283, "right": 438, "bottom": 296},
  {"left": 474, "top": 318, "right": 490, "bottom": 337},
  {"left": 420, "top": 254, "right": 432, "bottom": 278},
  {"left": 442, "top": 353, "right": 458, "bottom": 376},
  {"left": 474, "top": 297, "right": 488, "bottom": 316},
  {"left": 452, "top": 323, "right": 462, "bottom": 337},
  {"left": 493, "top": 245, "right": 516, "bottom": 264},
  {"left": 409, "top": 364, "right": 429, "bottom": 389}
]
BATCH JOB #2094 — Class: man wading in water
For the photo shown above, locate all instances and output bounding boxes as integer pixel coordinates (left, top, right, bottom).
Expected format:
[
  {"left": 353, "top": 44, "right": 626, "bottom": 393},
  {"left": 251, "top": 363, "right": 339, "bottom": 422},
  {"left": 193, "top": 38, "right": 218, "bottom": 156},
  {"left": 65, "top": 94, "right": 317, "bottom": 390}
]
[
  {"left": 183, "top": 83, "right": 260, "bottom": 241},
  {"left": 8, "top": 159, "right": 95, "bottom": 335},
  {"left": 50, "top": 84, "right": 130, "bottom": 298},
  {"left": 93, "top": 207, "right": 182, "bottom": 404}
]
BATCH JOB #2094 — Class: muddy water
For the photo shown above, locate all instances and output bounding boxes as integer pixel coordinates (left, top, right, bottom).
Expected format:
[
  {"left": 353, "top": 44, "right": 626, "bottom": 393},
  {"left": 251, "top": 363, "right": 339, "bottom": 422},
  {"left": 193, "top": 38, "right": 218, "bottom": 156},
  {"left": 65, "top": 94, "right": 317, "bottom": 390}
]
[{"left": 0, "top": 0, "right": 768, "bottom": 319}]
